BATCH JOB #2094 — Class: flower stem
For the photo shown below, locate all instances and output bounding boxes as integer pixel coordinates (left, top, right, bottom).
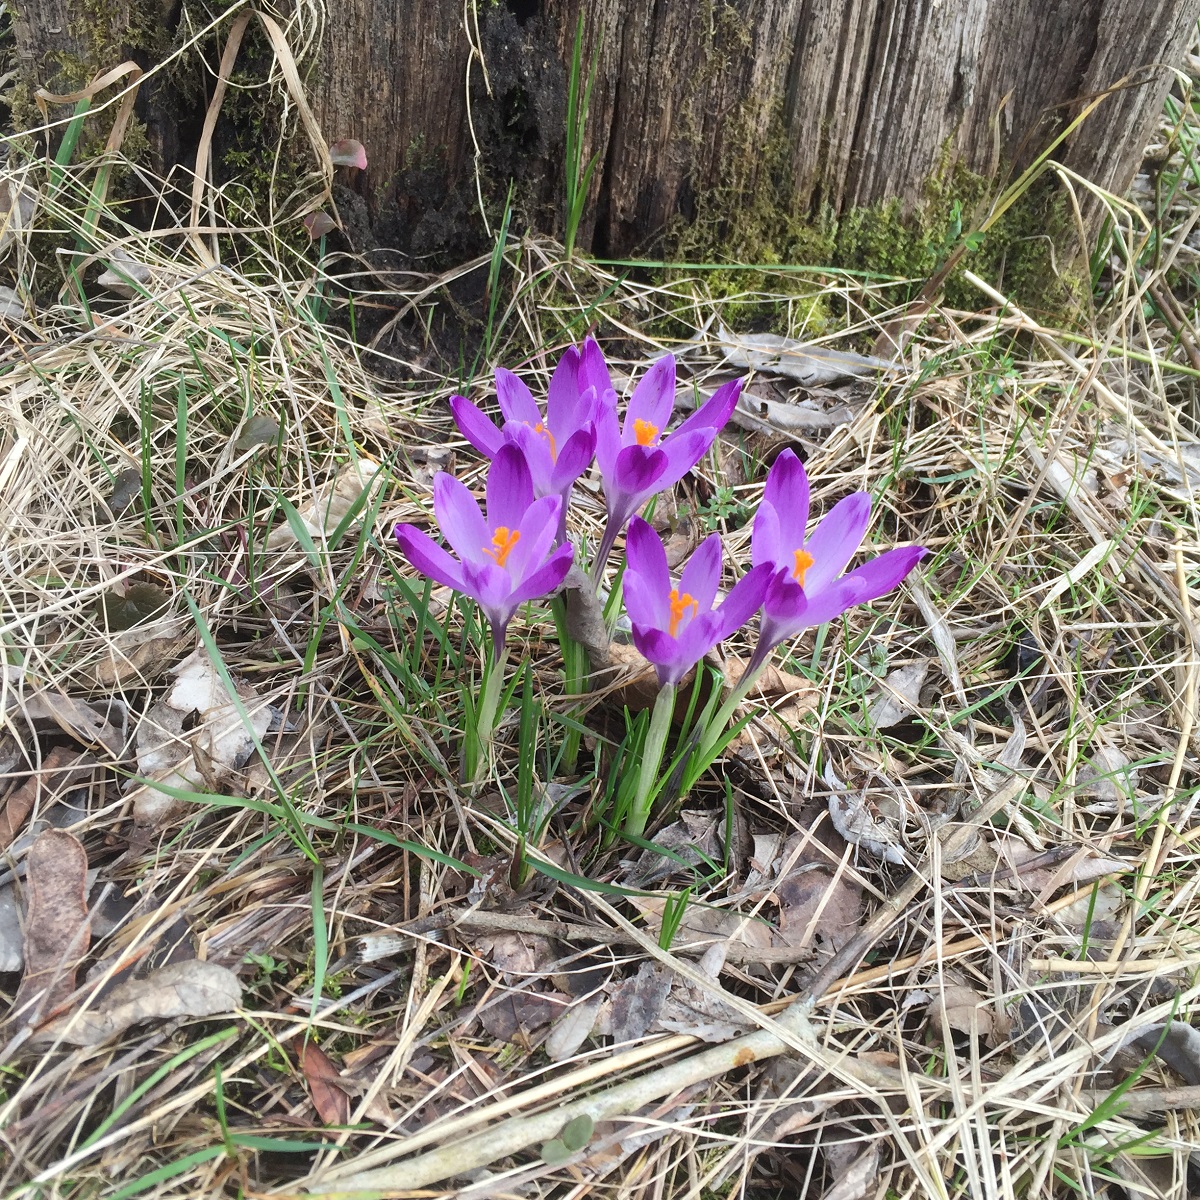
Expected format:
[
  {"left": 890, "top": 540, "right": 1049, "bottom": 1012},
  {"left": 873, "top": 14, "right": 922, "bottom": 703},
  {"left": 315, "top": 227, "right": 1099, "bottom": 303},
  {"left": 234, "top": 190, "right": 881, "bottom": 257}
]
[
  {"left": 551, "top": 595, "right": 587, "bottom": 773},
  {"left": 626, "top": 683, "right": 676, "bottom": 839},
  {"left": 691, "top": 640, "right": 775, "bottom": 779},
  {"left": 467, "top": 641, "right": 508, "bottom": 789}
]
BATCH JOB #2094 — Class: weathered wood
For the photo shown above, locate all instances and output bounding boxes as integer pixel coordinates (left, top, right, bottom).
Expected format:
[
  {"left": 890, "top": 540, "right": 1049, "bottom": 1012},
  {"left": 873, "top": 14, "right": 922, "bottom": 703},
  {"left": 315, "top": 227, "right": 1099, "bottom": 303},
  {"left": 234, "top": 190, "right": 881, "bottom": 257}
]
[{"left": 14, "top": 0, "right": 1200, "bottom": 259}]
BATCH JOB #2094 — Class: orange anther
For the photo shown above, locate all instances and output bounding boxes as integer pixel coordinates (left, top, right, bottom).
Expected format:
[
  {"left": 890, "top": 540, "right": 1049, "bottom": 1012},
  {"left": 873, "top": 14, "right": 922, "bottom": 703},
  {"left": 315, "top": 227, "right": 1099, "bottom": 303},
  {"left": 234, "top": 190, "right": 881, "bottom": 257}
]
[
  {"left": 533, "top": 421, "right": 558, "bottom": 460},
  {"left": 634, "top": 418, "right": 659, "bottom": 447},
  {"left": 793, "top": 548, "right": 814, "bottom": 586},
  {"left": 484, "top": 526, "right": 521, "bottom": 567},
  {"left": 668, "top": 587, "right": 698, "bottom": 637}
]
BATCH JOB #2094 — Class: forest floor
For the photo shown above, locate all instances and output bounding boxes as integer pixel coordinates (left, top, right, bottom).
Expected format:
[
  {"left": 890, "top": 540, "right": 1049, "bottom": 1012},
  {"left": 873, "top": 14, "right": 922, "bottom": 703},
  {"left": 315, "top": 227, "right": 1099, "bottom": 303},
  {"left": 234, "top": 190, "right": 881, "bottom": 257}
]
[{"left": 2, "top": 21, "right": 1200, "bottom": 1200}]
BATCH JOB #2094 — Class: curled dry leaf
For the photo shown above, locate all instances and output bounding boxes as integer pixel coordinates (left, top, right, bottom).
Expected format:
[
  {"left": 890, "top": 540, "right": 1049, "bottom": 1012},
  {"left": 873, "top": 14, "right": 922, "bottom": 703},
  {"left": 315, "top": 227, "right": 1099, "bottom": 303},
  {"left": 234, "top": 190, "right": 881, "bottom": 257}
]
[
  {"left": 302, "top": 1040, "right": 352, "bottom": 1126},
  {"left": 17, "top": 690, "right": 125, "bottom": 757},
  {"left": 717, "top": 324, "right": 901, "bottom": 385},
  {"left": 0, "top": 746, "right": 98, "bottom": 850},
  {"left": 32, "top": 959, "right": 242, "bottom": 1046},
  {"left": 130, "top": 649, "right": 277, "bottom": 825},
  {"left": 88, "top": 617, "right": 191, "bottom": 689},
  {"left": 1122, "top": 1019, "right": 1200, "bottom": 1086},
  {"left": 328, "top": 138, "right": 368, "bottom": 169},
  {"left": 97, "top": 247, "right": 154, "bottom": 299},
  {"left": 302, "top": 211, "right": 338, "bottom": 240},
  {"left": 866, "top": 659, "right": 931, "bottom": 730},
  {"left": 820, "top": 1143, "right": 882, "bottom": 1200},
  {"left": 13, "top": 830, "right": 91, "bottom": 1027}
]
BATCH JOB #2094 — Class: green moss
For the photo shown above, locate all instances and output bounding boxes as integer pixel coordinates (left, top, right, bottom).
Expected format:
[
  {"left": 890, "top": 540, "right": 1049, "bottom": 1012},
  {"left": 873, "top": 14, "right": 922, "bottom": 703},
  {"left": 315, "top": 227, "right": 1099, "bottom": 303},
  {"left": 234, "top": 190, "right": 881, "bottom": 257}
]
[{"left": 670, "top": 115, "right": 1088, "bottom": 331}]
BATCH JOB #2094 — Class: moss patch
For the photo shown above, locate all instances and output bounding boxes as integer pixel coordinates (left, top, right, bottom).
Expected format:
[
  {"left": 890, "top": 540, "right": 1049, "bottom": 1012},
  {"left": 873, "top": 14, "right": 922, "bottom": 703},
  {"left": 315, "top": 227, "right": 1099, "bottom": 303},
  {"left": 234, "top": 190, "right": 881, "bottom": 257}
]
[{"left": 668, "top": 114, "right": 1087, "bottom": 332}]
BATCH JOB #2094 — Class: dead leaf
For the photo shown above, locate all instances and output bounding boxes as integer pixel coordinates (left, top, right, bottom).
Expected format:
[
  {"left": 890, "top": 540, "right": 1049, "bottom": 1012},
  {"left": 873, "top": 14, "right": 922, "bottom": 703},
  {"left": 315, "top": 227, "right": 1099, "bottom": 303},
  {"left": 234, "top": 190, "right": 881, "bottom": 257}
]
[
  {"left": 303, "top": 211, "right": 338, "bottom": 239},
  {"left": 97, "top": 247, "right": 153, "bottom": 298},
  {"left": 545, "top": 998, "right": 602, "bottom": 1062},
  {"left": 820, "top": 1143, "right": 882, "bottom": 1200},
  {"left": 0, "top": 747, "right": 98, "bottom": 849},
  {"left": 0, "top": 885, "right": 22, "bottom": 972},
  {"left": 328, "top": 138, "right": 368, "bottom": 169},
  {"left": 302, "top": 1041, "right": 352, "bottom": 1125},
  {"left": 13, "top": 830, "right": 90, "bottom": 1026},
  {"left": 265, "top": 462, "right": 381, "bottom": 551},
  {"left": 18, "top": 691, "right": 125, "bottom": 756},
  {"left": 1075, "top": 744, "right": 1137, "bottom": 801},
  {"left": 717, "top": 325, "right": 900, "bottom": 385},
  {"left": 33, "top": 960, "right": 242, "bottom": 1046},
  {"left": 130, "top": 649, "right": 278, "bottom": 825},
  {"left": 929, "top": 984, "right": 994, "bottom": 1040},
  {"left": 776, "top": 866, "right": 862, "bottom": 953},
  {"left": 866, "top": 660, "right": 931, "bottom": 730},
  {"left": 561, "top": 565, "right": 610, "bottom": 668},
  {"left": 1124, "top": 1019, "right": 1200, "bottom": 1085},
  {"left": 478, "top": 932, "right": 557, "bottom": 978},
  {"left": 0, "top": 284, "right": 25, "bottom": 321},
  {"left": 88, "top": 617, "right": 191, "bottom": 688},
  {"left": 609, "top": 963, "right": 672, "bottom": 1042},
  {"left": 632, "top": 896, "right": 776, "bottom": 953}
]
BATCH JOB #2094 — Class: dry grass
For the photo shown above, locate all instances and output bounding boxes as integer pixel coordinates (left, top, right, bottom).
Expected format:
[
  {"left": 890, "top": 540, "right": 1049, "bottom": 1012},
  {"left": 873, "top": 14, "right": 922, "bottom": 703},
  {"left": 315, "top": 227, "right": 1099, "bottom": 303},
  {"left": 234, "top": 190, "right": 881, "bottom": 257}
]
[{"left": 1, "top": 14, "right": 1200, "bottom": 1200}]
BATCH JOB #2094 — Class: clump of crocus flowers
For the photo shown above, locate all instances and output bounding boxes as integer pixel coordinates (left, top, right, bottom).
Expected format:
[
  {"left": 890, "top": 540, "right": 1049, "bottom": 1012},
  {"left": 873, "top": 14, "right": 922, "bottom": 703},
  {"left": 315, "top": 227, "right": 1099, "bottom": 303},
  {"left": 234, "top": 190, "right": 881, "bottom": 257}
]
[{"left": 393, "top": 337, "right": 927, "bottom": 833}]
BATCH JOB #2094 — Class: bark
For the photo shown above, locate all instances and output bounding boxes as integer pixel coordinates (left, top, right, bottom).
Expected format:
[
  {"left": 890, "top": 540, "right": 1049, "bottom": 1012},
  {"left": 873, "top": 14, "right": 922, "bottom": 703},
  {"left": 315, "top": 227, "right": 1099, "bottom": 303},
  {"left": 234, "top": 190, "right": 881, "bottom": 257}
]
[{"left": 13, "top": 0, "right": 1200, "bottom": 259}]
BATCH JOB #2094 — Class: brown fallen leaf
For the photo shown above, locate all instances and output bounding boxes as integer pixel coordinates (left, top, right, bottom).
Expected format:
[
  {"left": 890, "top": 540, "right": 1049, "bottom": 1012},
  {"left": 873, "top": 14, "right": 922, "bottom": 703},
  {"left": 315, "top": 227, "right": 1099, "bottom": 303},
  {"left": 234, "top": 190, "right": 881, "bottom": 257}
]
[
  {"left": 821, "top": 1142, "right": 882, "bottom": 1200},
  {"left": 13, "top": 830, "right": 90, "bottom": 1027},
  {"left": 632, "top": 896, "right": 777, "bottom": 953},
  {"left": 32, "top": 959, "right": 242, "bottom": 1046},
  {"left": 866, "top": 659, "right": 931, "bottom": 730},
  {"left": 608, "top": 962, "right": 672, "bottom": 1043},
  {"left": 0, "top": 747, "right": 98, "bottom": 849},
  {"left": 929, "top": 983, "right": 994, "bottom": 1040},
  {"left": 301, "top": 1040, "right": 352, "bottom": 1126},
  {"left": 19, "top": 692, "right": 125, "bottom": 756}
]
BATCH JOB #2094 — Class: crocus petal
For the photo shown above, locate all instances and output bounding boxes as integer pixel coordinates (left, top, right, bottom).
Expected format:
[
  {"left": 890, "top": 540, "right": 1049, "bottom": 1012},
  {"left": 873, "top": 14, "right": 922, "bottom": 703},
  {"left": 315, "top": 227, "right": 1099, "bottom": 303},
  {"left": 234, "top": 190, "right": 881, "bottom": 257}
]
[
  {"left": 621, "top": 355, "right": 675, "bottom": 443},
  {"left": 594, "top": 402, "right": 622, "bottom": 482},
  {"left": 631, "top": 625, "right": 690, "bottom": 687},
  {"left": 545, "top": 344, "right": 582, "bottom": 435},
  {"left": 578, "top": 336, "right": 616, "bottom": 406},
  {"left": 504, "top": 420, "right": 557, "bottom": 494},
  {"left": 802, "top": 493, "right": 871, "bottom": 593},
  {"left": 503, "top": 494, "right": 561, "bottom": 583},
  {"left": 448, "top": 394, "right": 505, "bottom": 458},
  {"left": 610, "top": 445, "right": 668, "bottom": 518},
  {"left": 508, "top": 542, "right": 575, "bottom": 606},
  {"left": 712, "top": 563, "right": 773, "bottom": 640},
  {"left": 433, "top": 472, "right": 490, "bottom": 567},
  {"left": 835, "top": 546, "right": 928, "bottom": 604},
  {"left": 549, "top": 425, "right": 597, "bottom": 491},
  {"left": 623, "top": 569, "right": 669, "bottom": 633},
  {"left": 762, "top": 450, "right": 810, "bottom": 556},
  {"left": 677, "top": 533, "right": 722, "bottom": 616},
  {"left": 495, "top": 368, "right": 542, "bottom": 427},
  {"left": 461, "top": 560, "right": 518, "bottom": 628},
  {"left": 673, "top": 376, "right": 742, "bottom": 441},
  {"left": 643, "top": 429, "right": 715, "bottom": 495},
  {"left": 625, "top": 516, "right": 671, "bottom": 598},
  {"left": 394, "top": 524, "right": 469, "bottom": 593},
  {"left": 486, "top": 444, "right": 536, "bottom": 533},
  {"left": 671, "top": 611, "right": 724, "bottom": 680},
  {"left": 751, "top": 501, "right": 784, "bottom": 569}
]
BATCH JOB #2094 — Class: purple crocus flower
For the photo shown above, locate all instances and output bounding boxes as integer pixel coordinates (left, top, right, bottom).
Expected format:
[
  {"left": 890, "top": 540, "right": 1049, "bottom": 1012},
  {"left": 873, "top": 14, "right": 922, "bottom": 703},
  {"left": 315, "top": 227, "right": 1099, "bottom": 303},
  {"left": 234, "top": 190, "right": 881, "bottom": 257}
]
[
  {"left": 394, "top": 445, "right": 574, "bottom": 658},
  {"left": 448, "top": 343, "right": 604, "bottom": 541},
  {"left": 623, "top": 517, "right": 772, "bottom": 688},
  {"left": 592, "top": 357, "right": 742, "bottom": 575},
  {"left": 749, "top": 450, "right": 926, "bottom": 665}
]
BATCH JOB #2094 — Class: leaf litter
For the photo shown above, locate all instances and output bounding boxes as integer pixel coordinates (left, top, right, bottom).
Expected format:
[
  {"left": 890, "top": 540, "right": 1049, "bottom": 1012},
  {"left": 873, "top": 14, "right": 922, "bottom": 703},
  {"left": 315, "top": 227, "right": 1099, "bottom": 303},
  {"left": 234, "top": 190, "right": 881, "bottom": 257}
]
[{"left": 2, "top": 34, "right": 1200, "bottom": 1200}]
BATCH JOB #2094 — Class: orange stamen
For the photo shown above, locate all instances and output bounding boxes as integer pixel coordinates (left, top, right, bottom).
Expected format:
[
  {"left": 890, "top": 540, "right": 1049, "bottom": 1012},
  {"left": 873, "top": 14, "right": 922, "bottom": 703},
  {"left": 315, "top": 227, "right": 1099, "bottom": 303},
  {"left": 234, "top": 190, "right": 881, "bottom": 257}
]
[
  {"left": 532, "top": 420, "right": 557, "bottom": 460},
  {"left": 793, "top": 548, "right": 814, "bottom": 586},
  {"left": 484, "top": 526, "right": 521, "bottom": 567},
  {"left": 634, "top": 418, "right": 659, "bottom": 447},
  {"left": 668, "top": 588, "right": 698, "bottom": 638}
]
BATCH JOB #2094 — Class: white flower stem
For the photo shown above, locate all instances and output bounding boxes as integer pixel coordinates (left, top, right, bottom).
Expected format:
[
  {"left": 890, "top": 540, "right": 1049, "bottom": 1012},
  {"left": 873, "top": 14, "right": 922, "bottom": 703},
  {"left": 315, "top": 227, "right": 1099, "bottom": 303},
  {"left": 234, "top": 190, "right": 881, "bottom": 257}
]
[{"left": 468, "top": 642, "right": 508, "bottom": 788}]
